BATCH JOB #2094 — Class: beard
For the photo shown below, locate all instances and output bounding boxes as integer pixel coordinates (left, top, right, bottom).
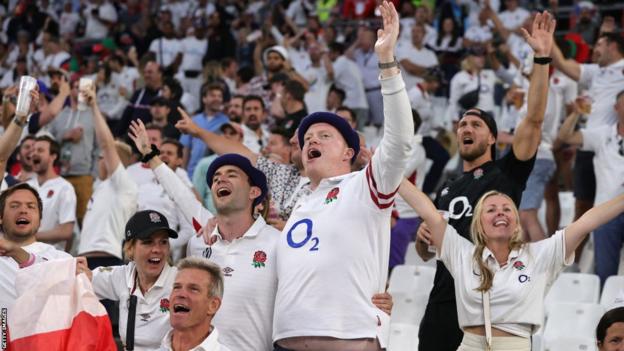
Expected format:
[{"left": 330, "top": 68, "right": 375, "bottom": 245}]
[{"left": 459, "top": 140, "right": 489, "bottom": 162}]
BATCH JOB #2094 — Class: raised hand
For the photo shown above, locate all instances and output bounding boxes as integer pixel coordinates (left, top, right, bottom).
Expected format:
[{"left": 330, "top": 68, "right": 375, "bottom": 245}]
[
  {"left": 520, "top": 11, "right": 556, "bottom": 57},
  {"left": 128, "top": 119, "right": 151, "bottom": 156},
  {"left": 374, "top": 1, "right": 400, "bottom": 63},
  {"left": 175, "top": 107, "right": 201, "bottom": 137}
]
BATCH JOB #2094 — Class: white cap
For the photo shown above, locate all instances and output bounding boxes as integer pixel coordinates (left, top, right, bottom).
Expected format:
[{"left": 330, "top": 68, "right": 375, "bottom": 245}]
[{"left": 263, "top": 45, "right": 289, "bottom": 64}]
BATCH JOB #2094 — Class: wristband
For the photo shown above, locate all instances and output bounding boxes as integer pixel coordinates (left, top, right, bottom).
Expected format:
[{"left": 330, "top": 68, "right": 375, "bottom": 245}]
[
  {"left": 378, "top": 57, "right": 399, "bottom": 69},
  {"left": 141, "top": 144, "right": 160, "bottom": 163},
  {"left": 533, "top": 56, "right": 552, "bottom": 65},
  {"left": 12, "top": 116, "right": 27, "bottom": 128}
]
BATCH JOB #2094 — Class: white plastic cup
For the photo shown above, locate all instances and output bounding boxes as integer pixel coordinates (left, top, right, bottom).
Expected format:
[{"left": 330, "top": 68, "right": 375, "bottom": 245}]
[
  {"left": 77, "top": 77, "right": 93, "bottom": 111},
  {"left": 15, "top": 76, "right": 37, "bottom": 117}
]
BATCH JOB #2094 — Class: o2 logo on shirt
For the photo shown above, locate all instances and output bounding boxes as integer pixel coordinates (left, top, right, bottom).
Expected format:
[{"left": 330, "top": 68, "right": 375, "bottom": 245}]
[
  {"left": 286, "top": 219, "right": 320, "bottom": 252},
  {"left": 447, "top": 196, "right": 474, "bottom": 220}
]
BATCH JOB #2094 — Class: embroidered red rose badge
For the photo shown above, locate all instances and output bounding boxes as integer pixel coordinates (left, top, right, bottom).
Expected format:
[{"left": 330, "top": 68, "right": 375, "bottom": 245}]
[
  {"left": 513, "top": 261, "right": 525, "bottom": 271},
  {"left": 47, "top": 189, "right": 54, "bottom": 198},
  {"left": 325, "top": 187, "right": 340, "bottom": 204},
  {"left": 160, "top": 298, "right": 170, "bottom": 312},
  {"left": 252, "top": 250, "right": 267, "bottom": 268}
]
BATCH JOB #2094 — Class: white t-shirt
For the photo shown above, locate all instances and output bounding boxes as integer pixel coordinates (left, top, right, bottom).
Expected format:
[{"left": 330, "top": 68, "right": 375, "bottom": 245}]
[
  {"left": 152, "top": 163, "right": 278, "bottom": 351},
  {"left": 27, "top": 176, "right": 77, "bottom": 250},
  {"left": 179, "top": 36, "right": 208, "bottom": 72},
  {"left": 273, "top": 74, "right": 412, "bottom": 345},
  {"left": 126, "top": 163, "right": 195, "bottom": 263},
  {"left": 241, "top": 124, "right": 270, "bottom": 154},
  {"left": 580, "top": 124, "right": 624, "bottom": 205},
  {"left": 445, "top": 69, "right": 497, "bottom": 122},
  {"left": 332, "top": 56, "right": 368, "bottom": 109},
  {"left": 498, "top": 7, "right": 530, "bottom": 31},
  {"left": 78, "top": 164, "right": 138, "bottom": 258},
  {"left": 60, "top": 12, "right": 81, "bottom": 37},
  {"left": 83, "top": 2, "right": 118, "bottom": 40},
  {"left": 408, "top": 83, "right": 437, "bottom": 136},
  {"left": 395, "top": 134, "right": 428, "bottom": 218},
  {"left": 112, "top": 66, "right": 140, "bottom": 94},
  {"left": 303, "top": 64, "right": 331, "bottom": 113},
  {"left": 537, "top": 71, "right": 577, "bottom": 160},
  {"left": 440, "top": 226, "right": 573, "bottom": 337},
  {"left": 42, "top": 51, "right": 71, "bottom": 71},
  {"left": 464, "top": 25, "right": 493, "bottom": 43},
  {"left": 159, "top": 327, "right": 231, "bottom": 351},
  {"left": 0, "top": 241, "right": 71, "bottom": 322},
  {"left": 579, "top": 59, "right": 624, "bottom": 129},
  {"left": 93, "top": 262, "right": 176, "bottom": 351},
  {"left": 149, "top": 37, "right": 183, "bottom": 68},
  {"left": 397, "top": 45, "right": 438, "bottom": 90}
]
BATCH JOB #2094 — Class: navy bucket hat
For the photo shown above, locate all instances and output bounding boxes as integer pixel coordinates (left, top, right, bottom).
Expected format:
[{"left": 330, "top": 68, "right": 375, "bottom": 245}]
[
  {"left": 206, "top": 154, "right": 268, "bottom": 207},
  {"left": 297, "top": 111, "right": 360, "bottom": 163}
]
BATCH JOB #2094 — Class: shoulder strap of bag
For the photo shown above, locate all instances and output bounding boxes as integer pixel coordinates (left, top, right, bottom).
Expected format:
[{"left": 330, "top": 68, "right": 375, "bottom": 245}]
[{"left": 483, "top": 290, "right": 492, "bottom": 351}]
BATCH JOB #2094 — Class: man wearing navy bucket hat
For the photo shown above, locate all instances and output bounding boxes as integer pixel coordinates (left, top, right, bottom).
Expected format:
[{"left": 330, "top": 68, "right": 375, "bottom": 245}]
[
  {"left": 272, "top": 2, "right": 413, "bottom": 350},
  {"left": 129, "top": 120, "right": 280, "bottom": 351}
]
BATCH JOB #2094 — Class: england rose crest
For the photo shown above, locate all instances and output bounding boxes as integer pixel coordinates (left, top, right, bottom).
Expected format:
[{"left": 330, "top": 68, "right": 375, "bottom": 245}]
[
  {"left": 160, "top": 298, "right": 170, "bottom": 312},
  {"left": 252, "top": 250, "right": 267, "bottom": 268},
  {"left": 513, "top": 261, "right": 525, "bottom": 271},
  {"left": 325, "top": 187, "right": 340, "bottom": 204}
]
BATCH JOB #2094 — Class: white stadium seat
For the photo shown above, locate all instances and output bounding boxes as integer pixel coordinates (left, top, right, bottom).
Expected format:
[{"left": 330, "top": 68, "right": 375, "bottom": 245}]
[
  {"left": 543, "top": 337, "right": 597, "bottom": 351},
  {"left": 404, "top": 242, "right": 437, "bottom": 267},
  {"left": 388, "top": 265, "right": 436, "bottom": 296},
  {"left": 390, "top": 292, "right": 429, "bottom": 325},
  {"left": 600, "top": 275, "right": 624, "bottom": 310},
  {"left": 387, "top": 323, "right": 419, "bottom": 351},
  {"left": 544, "top": 273, "right": 600, "bottom": 315},
  {"left": 543, "top": 303, "right": 604, "bottom": 350}
]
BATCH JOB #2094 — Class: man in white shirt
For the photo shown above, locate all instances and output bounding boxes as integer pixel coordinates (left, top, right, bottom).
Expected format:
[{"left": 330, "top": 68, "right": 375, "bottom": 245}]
[
  {"left": 176, "top": 25, "right": 208, "bottom": 107},
  {"left": 498, "top": 0, "right": 530, "bottom": 32},
  {"left": 273, "top": 3, "right": 411, "bottom": 349},
  {"left": 558, "top": 90, "right": 624, "bottom": 286},
  {"left": 552, "top": 33, "right": 624, "bottom": 220},
  {"left": 41, "top": 35, "right": 70, "bottom": 71},
  {"left": 129, "top": 120, "right": 279, "bottom": 351},
  {"left": 159, "top": 257, "right": 231, "bottom": 351},
  {"left": 240, "top": 96, "right": 270, "bottom": 154},
  {"left": 328, "top": 42, "right": 369, "bottom": 130},
  {"left": 149, "top": 20, "right": 183, "bottom": 75},
  {"left": 27, "top": 135, "right": 76, "bottom": 251},
  {"left": 397, "top": 23, "right": 439, "bottom": 91},
  {"left": 83, "top": 0, "right": 118, "bottom": 40},
  {"left": 303, "top": 43, "right": 333, "bottom": 114}
]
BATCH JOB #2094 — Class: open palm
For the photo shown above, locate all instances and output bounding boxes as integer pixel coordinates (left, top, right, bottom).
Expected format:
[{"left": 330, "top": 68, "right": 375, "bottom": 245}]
[
  {"left": 520, "top": 11, "right": 556, "bottom": 57},
  {"left": 374, "top": 1, "right": 399, "bottom": 61}
]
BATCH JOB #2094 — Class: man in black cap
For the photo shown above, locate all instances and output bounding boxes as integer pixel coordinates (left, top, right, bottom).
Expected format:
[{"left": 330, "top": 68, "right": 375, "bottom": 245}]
[
  {"left": 415, "top": 11, "right": 556, "bottom": 351},
  {"left": 149, "top": 97, "right": 180, "bottom": 140},
  {"left": 128, "top": 119, "right": 280, "bottom": 351}
]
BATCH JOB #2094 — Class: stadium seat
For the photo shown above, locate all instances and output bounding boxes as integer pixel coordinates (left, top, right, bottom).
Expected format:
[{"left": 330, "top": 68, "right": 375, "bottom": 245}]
[
  {"left": 404, "top": 242, "right": 437, "bottom": 267},
  {"left": 387, "top": 323, "right": 419, "bottom": 351},
  {"left": 600, "top": 275, "right": 624, "bottom": 310},
  {"left": 388, "top": 265, "right": 436, "bottom": 297},
  {"left": 542, "top": 303, "right": 604, "bottom": 350},
  {"left": 390, "top": 292, "right": 429, "bottom": 325},
  {"left": 544, "top": 273, "right": 600, "bottom": 316},
  {"left": 542, "top": 337, "right": 597, "bottom": 351}
]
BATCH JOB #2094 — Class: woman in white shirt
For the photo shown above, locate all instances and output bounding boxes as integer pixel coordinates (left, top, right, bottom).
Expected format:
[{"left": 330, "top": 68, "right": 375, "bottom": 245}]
[
  {"left": 77, "top": 210, "right": 179, "bottom": 351},
  {"left": 429, "top": 17, "right": 463, "bottom": 53},
  {"left": 398, "top": 179, "right": 624, "bottom": 351}
]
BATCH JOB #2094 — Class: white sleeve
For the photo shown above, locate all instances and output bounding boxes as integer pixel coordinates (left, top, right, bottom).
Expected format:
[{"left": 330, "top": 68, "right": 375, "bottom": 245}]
[
  {"left": 91, "top": 265, "right": 125, "bottom": 300},
  {"left": 438, "top": 224, "right": 473, "bottom": 278},
  {"left": 579, "top": 64, "right": 599, "bottom": 87},
  {"left": 58, "top": 185, "right": 77, "bottom": 224},
  {"left": 153, "top": 163, "right": 213, "bottom": 233},
  {"left": 531, "top": 230, "right": 574, "bottom": 284},
  {"left": 580, "top": 125, "right": 608, "bottom": 152},
  {"left": 109, "top": 164, "right": 139, "bottom": 205},
  {"left": 365, "top": 73, "right": 413, "bottom": 208},
  {"left": 445, "top": 74, "right": 461, "bottom": 122},
  {"left": 99, "top": 3, "right": 117, "bottom": 22}
]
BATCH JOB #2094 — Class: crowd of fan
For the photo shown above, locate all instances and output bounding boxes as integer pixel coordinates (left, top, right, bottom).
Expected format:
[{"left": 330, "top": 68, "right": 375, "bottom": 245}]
[{"left": 0, "top": 0, "right": 624, "bottom": 350}]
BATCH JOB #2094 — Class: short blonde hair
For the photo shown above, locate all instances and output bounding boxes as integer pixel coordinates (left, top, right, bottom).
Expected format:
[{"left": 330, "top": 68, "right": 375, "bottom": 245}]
[
  {"left": 177, "top": 257, "right": 224, "bottom": 298},
  {"left": 470, "top": 191, "right": 525, "bottom": 292}
]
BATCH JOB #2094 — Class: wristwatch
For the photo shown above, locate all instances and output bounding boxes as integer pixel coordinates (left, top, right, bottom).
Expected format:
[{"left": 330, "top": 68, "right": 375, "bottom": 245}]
[
  {"left": 378, "top": 57, "right": 399, "bottom": 69},
  {"left": 12, "top": 116, "right": 27, "bottom": 128}
]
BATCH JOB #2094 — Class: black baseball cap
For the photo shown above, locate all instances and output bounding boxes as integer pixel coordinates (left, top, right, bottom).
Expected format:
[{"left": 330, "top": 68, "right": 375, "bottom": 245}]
[{"left": 125, "top": 210, "right": 178, "bottom": 241}]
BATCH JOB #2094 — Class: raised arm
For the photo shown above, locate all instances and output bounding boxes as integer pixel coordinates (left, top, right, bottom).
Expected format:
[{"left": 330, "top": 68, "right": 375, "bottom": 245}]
[
  {"left": 368, "top": 1, "right": 414, "bottom": 195},
  {"left": 39, "top": 77, "right": 70, "bottom": 127},
  {"left": 84, "top": 83, "right": 120, "bottom": 172},
  {"left": 129, "top": 119, "right": 213, "bottom": 232},
  {"left": 551, "top": 42, "right": 581, "bottom": 82},
  {"left": 511, "top": 11, "right": 555, "bottom": 161},
  {"left": 0, "top": 89, "right": 39, "bottom": 177},
  {"left": 557, "top": 103, "right": 583, "bottom": 146},
  {"left": 175, "top": 107, "right": 259, "bottom": 164},
  {"left": 564, "top": 193, "right": 624, "bottom": 260},
  {"left": 398, "top": 179, "right": 447, "bottom": 252}
]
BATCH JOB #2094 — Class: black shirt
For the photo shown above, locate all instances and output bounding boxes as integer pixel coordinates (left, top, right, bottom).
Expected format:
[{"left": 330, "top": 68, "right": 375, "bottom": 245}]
[{"left": 428, "top": 148, "right": 535, "bottom": 304}]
